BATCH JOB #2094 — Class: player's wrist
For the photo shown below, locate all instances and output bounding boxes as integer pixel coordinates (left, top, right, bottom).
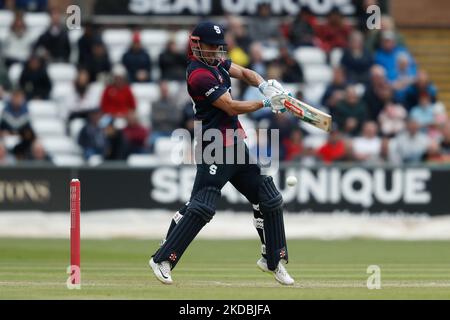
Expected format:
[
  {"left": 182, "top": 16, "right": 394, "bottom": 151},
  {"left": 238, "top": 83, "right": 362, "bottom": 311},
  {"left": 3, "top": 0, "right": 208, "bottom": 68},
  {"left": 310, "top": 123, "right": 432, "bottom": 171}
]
[{"left": 258, "top": 81, "right": 268, "bottom": 94}]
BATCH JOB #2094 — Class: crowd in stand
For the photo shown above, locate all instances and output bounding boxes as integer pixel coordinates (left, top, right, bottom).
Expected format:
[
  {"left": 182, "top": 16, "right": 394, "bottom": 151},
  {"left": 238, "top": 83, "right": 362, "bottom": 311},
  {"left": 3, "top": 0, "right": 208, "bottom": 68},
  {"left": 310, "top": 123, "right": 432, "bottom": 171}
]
[{"left": 1, "top": 1, "right": 450, "bottom": 166}]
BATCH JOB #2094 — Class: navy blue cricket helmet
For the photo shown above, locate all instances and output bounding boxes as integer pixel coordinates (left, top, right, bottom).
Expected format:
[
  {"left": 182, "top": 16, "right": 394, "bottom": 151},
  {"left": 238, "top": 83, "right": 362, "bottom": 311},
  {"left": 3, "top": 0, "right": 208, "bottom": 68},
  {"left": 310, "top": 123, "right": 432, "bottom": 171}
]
[
  {"left": 189, "top": 21, "right": 227, "bottom": 66},
  {"left": 191, "top": 21, "right": 226, "bottom": 46}
]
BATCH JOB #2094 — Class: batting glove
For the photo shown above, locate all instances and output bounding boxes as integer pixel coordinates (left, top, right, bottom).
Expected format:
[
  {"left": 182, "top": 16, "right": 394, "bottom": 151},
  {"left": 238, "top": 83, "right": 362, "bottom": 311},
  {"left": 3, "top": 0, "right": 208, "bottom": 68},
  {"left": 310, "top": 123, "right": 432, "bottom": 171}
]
[
  {"left": 259, "top": 79, "right": 289, "bottom": 98},
  {"left": 263, "top": 92, "right": 288, "bottom": 113}
]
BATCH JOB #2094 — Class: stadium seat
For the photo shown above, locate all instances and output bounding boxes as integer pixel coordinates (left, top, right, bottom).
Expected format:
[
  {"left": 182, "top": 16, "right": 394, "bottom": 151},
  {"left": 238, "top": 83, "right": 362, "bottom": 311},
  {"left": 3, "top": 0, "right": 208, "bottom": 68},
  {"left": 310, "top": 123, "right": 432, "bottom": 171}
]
[
  {"left": 168, "top": 81, "right": 185, "bottom": 96},
  {"left": 68, "top": 28, "right": 84, "bottom": 45},
  {"left": 52, "top": 154, "right": 85, "bottom": 167},
  {"left": 28, "top": 100, "right": 60, "bottom": 118},
  {"left": 136, "top": 101, "right": 152, "bottom": 127},
  {"left": 108, "top": 46, "right": 128, "bottom": 64},
  {"left": 0, "top": 28, "right": 8, "bottom": 42},
  {"left": 154, "top": 136, "right": 188, "bottom": 164},
  {"left": 294, "top": 47, "right": 327, "bottom": 65},
  {"left": 303, "top": 83, "right": 327, "bottom": 106},
  {"left": 0, "top": 10, "right": 13, "bottom": 29},
  {"left": 8, "top": 63, "right": 23, "bottom": 85},
  {"left": 261, "top": 46, "right": 279, "bottom": 62},
  {"left": 2, "top": 134, "right": 20, "bottom": 150},
  {"left": 303, "top": 65, "right": 333, "bottom": 84},
  {"left": 24, "top": 13, "right": 50, "bottom": 28},
  {"left": 282, "top": 83, "right": 302, "bottom": 96},
  {"left": 41, "top": 136, "right": 83, "bottom": 155},
  {"left": 303, "top": 133, "right": 328, "bottom": 149},
  {"left": 87, "top": 154, "right": 103, "bottom": 166},
  {"left": 174, "top": 29, "right": 190, "bottom": 51},
  {"left": 103, "top": 29, "right": 132, "bottom": 47},
  {"left": 31, "top": 118, "right": 65, "bottom": 137},
  {"left": 141, "top": 29, "right": 169, "bottom": 47},
  {"left": 131, "top": 83, "right": 160, "bottom": 103},
  {"left": 69, "top": 118, "right": 86, "bottom": 140},
  {"left": 48, "top": 63, "right": 77, "bottom": 83},
  {"left": 50, "top": 82, "right": 74, "bottom": 101},
  {"left": 127, "top": 154, "right": 163, "bottom": 167},
  {"left": 330, "top": 48, "right": 344, "bottom": 67}
]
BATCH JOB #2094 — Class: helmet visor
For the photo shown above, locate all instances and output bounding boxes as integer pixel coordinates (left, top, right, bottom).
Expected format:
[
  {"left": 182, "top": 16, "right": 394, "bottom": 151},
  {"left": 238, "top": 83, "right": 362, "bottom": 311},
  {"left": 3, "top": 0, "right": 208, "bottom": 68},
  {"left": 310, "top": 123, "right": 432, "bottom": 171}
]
[{"left": 191, "top": 38, "right": 227, "bottom": 66}]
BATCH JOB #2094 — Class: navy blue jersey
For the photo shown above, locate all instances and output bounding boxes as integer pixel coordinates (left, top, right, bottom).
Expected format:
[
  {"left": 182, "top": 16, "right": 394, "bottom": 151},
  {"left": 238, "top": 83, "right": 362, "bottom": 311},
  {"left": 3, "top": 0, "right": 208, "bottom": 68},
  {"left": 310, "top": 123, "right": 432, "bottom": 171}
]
[{"left": 186, "top": 58, "right": 245, "bottom": 146}]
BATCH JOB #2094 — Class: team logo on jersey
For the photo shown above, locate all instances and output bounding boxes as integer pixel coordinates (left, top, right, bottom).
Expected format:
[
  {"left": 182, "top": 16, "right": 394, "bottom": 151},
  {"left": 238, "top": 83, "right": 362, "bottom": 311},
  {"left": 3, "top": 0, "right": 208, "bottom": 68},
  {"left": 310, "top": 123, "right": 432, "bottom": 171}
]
[
  {"left": 205, "top": 85, "right": 219, "bottom": 97},
  {"left": 218, "top": 74, "right": 223, "bottom": 84},
  {"left": 209, "top": 164, "right": 218, "bottom": 175}
]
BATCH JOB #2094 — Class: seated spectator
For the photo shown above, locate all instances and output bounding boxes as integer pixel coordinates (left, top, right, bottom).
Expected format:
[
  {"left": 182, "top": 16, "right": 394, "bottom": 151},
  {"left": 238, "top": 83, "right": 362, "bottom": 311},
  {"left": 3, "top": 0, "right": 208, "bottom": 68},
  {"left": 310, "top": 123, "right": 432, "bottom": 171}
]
[
  {"left": 377, "top": 99, "right": 407, "bottom": 137},
  {"left": 19, "top": 54, "right": 52, "bottom": 100},
  {"left": 28, "top": 139, "right": 51, "bottom": 162},
  {"left": 283, "top": 128, "right": 304, "bottom": 161},
  {"left": 64, "top": 68, "right": 102, "bottom": 123},
  {"left": 122, "top": 31, "right": 152, "bottom": 83},
  {"left": 158, "top": 38, "right": 186, "bottom": 81},
  {"left": 248, "top": 42, "right": 266, "bottom": 79},
  {"left": 388, "top": 119, "right": 430, "bottom": 164},
  {"left": 288, "top": 7, "right": 318, "bottom": 47},
  {"left": 77, "top": 21, "right": 102, "bottom": 66},
  {"left": 425, "top": 140, "right": 449, "bottom": 163},
  {"left": 340, "top": 30, "right": 373, "bottom": 84},
  {"left": 335, "top": 85, "right": 368, "bottom": 136},
  {"left": 351, "top": 121, "right": 382, "bottom": 163},
  {"left": 316, "top": 7, "right": 352, "bottom": 53},
  {"left": 247, "top": 2, "right": 281, "bottom": 43},
  {"left": 374, "top": 31, "right": 416, "bottom": 82},
  {"left": 363, "top": 65, "right": 391, "bottom": 120},
  {"left": 392, "top": 52, "right": 416, "bottom": 102},
  {"left": 2, "top": 12, "right": 35, "bottom": 67},
  {"left": 409, "top": 95, "right": 440, "bottom": 130},
  {"left": 122, "top": 111, "right": 149, "bottom": 154},
  {"left": 242, "top": 43, "right": 269, "bottom": 119},
  {"left": 0, "top": 89, "right": 32, "bottom": 135},
  {"left": 366, "top": 15, "right": 406, "bottom": 53},
  {"left": 226, "top": 33, "right": 249, "bottom": 67},
  {"left": 34, "top": 8, "right": 71, "bottom": 62},
  {"left": 79, "top": 111, "right": 129, "bottom": 161},
  {"left": 85, "top": 40, "right": 111, "bottom": 82},
  {"left": 316, "top": 128, "right": 347, "bottom": 163},
  {"left": 100, "top": 64, "right": 136, "bottom": 117},
  {"left": 101, "top": 115, "right": 128, "bottom": 160},
  {"left": 11, "top": 125, "right": 36, "bottom": 160},
  {"left": 78, "top": 109, "right": 105, "bottom": 160},
  {"left": 0, "top": 142, "right": 15, "bottom": 165},
  {"left": 276, "top": 46, "right": 304, "bottom": 83},
  {"left": 403, "top": 70, "right": 438, "bottom": 111},
  {"left": 149, "top": 81, "right": 183, "bottom": 148},
  {"left": 226, "top": 15, "right": 252, "bottom": 52},
  {"left": 321, "top": 66, "right": 347, "bottom": 116}
]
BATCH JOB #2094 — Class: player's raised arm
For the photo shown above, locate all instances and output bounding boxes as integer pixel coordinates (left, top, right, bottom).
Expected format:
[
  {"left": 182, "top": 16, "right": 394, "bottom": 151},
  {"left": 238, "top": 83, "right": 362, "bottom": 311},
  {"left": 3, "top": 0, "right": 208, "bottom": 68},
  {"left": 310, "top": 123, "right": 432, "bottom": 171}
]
[
  {"left": 229, "top": 62, "right": 265, "bottom": 87},
  {"left": 212, "top": 90, "right": 286, "bottom": 116},
  {"left": 229, "top": 62, "right": 288, "bottom": 99}
]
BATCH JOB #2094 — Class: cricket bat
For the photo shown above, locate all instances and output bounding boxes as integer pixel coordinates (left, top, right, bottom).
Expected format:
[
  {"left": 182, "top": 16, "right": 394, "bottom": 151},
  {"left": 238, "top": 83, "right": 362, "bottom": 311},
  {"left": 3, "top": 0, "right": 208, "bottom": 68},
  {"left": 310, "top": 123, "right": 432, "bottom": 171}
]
[{"left": 282, "top": 95, "right": 332, "bottom": 132}]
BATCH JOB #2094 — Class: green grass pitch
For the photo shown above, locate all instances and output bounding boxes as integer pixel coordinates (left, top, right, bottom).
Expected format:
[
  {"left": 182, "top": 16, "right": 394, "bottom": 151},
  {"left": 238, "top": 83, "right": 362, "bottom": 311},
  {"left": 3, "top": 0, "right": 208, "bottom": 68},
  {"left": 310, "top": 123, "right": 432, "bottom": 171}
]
[{"left": 1, "top": 238, "right": 450, "bottom": 299}]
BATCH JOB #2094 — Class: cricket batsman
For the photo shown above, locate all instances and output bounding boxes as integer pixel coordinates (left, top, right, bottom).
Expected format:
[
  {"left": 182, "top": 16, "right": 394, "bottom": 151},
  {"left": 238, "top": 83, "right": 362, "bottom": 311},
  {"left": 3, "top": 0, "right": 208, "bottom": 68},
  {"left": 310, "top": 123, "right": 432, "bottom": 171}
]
[{"left": 149, "top": 21, "right": 294, "bottom": 285}]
